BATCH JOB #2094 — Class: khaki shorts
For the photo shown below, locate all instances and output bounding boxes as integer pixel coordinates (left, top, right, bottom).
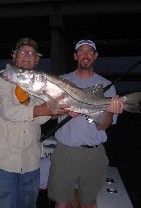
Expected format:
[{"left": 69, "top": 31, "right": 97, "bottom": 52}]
[{"left": 48, "top": 142, "right": 109, "bottom": 205}]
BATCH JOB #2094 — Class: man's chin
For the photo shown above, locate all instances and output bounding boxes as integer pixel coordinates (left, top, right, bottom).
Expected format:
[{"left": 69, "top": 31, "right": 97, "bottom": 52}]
[
  {"left": 19, "top": 63, "right": 32, "bottom": 69},
  {"left": 81, "top": 66, "right": 91, "bottom": 71}
]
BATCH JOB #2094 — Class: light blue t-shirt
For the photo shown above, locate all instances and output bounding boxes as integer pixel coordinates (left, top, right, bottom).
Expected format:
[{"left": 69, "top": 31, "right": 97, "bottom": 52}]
[{"left": 55, "top": 71, "right": 117, "bottom": 147}]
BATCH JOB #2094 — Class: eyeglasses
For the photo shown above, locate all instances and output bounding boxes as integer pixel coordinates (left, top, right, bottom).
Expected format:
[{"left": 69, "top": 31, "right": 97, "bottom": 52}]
[{"left": 18, "top": 50, "right": 37, "bottom": 56}]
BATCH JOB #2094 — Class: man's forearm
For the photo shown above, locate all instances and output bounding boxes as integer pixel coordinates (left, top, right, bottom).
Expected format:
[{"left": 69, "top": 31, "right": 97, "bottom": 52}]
[{"left": 33, "top": 103, "right": 53, "bottom": 117}]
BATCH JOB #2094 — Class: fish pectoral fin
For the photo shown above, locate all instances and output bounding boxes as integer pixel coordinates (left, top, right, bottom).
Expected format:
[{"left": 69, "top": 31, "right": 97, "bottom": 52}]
[
  {"left": 47, "top": 99, "right": 59, "bottom": 114},
  {"left": 46, "top": 95, "right": 59, "bottom": 114},
  {"left": 46, "top": 92, "right": 68, "bottom": 114}
]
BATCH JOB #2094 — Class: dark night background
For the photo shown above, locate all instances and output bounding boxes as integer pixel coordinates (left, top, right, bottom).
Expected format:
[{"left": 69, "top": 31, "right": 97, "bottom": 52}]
[{"left": 0, "top": 1, "right": 141, "bottom": 207}]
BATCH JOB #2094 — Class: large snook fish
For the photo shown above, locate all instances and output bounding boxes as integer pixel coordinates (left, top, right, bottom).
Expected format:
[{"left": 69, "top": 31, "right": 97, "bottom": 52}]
[{"left": 0, "top": 63, "right": 141, "bottom": 124}]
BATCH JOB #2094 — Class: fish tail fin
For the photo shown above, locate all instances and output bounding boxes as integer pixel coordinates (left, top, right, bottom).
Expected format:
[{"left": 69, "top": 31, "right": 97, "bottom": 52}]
[
  {"left": 124, "top": 103, "right": 141, "bottom": 113},
  {"left": 121, "top": 92, "right": 141, "bottom": 113}
]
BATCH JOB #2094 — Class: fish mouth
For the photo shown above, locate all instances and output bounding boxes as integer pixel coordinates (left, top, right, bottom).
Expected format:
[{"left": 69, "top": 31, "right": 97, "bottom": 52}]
[{"left": 0, "top": 64, "right": 18, "bottom": 83}]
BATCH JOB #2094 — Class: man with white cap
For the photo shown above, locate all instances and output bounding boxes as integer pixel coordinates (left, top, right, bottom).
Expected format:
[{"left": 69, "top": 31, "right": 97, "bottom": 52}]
[{"left": 48, "top": 39, "right": 124, "bottom": 208}]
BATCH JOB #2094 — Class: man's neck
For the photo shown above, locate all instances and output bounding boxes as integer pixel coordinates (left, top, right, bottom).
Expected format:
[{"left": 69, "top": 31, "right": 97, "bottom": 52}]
[{"left": 76, "top": 68, "right": 94, "bottom": 79}]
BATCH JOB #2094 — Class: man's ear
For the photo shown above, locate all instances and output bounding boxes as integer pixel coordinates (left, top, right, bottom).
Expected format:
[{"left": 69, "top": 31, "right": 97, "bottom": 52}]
[
  {"left": 74, "top": 53, "right": 77, "bottom": 60},
  {"left": 94, "top": 51, "right": 98, "bottom": 60},
  {"left": 12, "top": 53, "right": 16, "bottom": 62},
  {"left": 35, "top": 56, "right": 40, "bottom": 65}
]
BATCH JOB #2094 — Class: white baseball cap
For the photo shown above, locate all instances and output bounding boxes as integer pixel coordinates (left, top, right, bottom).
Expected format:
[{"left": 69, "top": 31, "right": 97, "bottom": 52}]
[{"left": 75, "top": 40, "right": 97, "bottom": 50}]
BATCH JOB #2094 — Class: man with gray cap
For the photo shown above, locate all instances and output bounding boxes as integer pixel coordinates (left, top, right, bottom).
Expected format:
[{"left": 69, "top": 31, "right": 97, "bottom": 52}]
[
  {"left": 0, "top": 37, "right": 68, "bottom": 208},
  {"left": 48, "top": 39, "right": 124, "bottom": 208}
]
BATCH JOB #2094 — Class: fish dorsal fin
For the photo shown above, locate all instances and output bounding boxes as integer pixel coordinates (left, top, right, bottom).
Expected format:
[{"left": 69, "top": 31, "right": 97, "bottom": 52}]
[{"left": 84, "top": 84, "right": 104, "bottom": 98}]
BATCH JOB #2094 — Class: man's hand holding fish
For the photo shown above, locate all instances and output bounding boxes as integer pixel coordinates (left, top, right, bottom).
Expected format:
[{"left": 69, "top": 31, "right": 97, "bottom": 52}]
[
  {"left": 97, "top": 95, "right": 125, "bottom": 130},
  {"left": 107, "top": 95, "right": 125, "bottom": 114},
  {"left": 36, "top": 94, "right": 70, "bottom": 117}
]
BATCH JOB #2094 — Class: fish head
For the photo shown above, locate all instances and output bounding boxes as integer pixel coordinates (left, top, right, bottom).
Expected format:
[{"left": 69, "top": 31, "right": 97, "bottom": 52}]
[
  {"left": 0, "top": 64, "right": 49, "bottom": 101},
  {"left": 0, "top": 63, "right": 32, "bottom": 86},
  {"left": 0, "top": 63, "right": 18, "bottom": 82},
  {"left": 0, "top": 63, "right": 45, "bottom": 91}
]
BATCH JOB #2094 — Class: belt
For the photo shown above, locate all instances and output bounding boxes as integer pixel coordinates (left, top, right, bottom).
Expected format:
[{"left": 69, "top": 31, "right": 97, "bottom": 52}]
[
  {"left": 39, "top": 188, "right": 48, "bottom": 192},
  {"left": 80, "top": 145, "right": 98, "bottom": 148}
]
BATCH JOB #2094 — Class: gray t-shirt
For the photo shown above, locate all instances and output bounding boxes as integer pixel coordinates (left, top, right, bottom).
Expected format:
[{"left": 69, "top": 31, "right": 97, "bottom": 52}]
[{"left": 55, "top": 71, "right": 117, "bottom": 147}]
